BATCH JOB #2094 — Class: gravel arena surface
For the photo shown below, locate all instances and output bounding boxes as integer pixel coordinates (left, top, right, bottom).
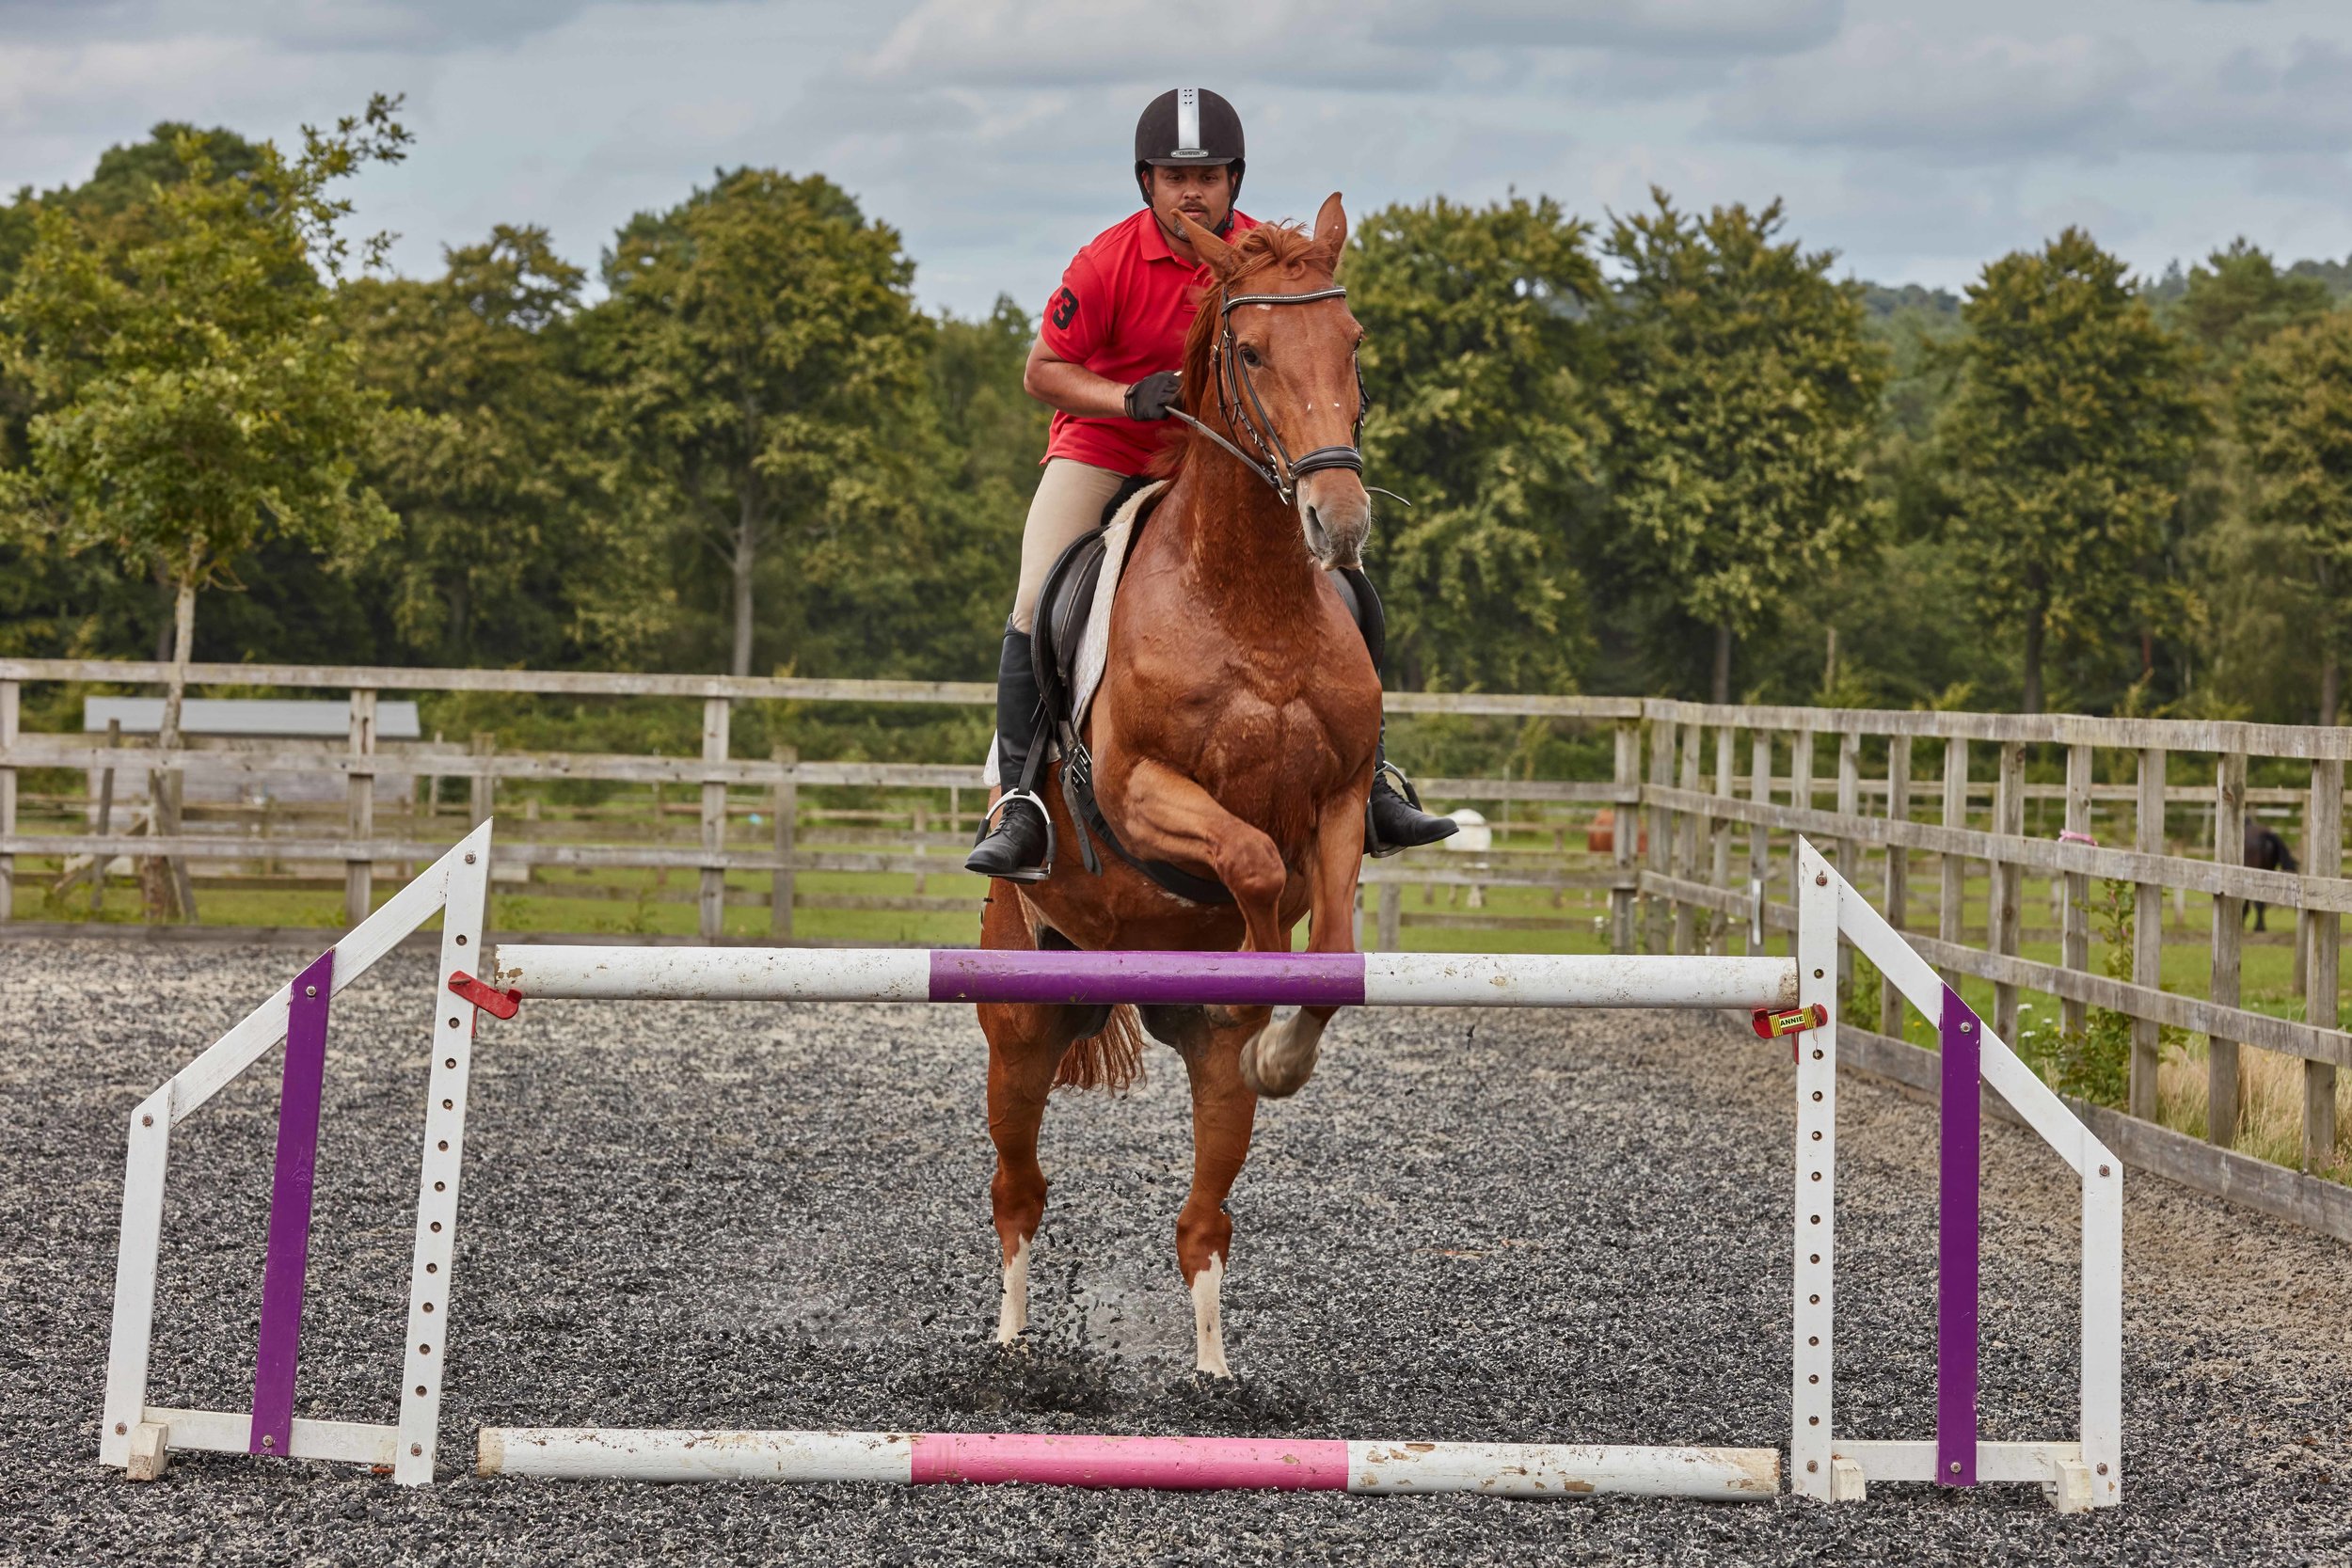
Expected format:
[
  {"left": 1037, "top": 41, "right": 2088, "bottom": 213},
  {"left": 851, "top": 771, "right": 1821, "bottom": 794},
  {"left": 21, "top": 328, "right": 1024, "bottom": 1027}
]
[{"left": 7, "top": 938, "right": 2352, "bottom": 1567}]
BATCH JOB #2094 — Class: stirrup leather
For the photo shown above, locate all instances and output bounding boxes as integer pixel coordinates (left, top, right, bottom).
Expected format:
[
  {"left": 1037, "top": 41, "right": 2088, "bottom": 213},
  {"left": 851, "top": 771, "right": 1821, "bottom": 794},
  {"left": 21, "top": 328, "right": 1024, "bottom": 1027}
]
[{"left": 974, "top": 787, "right": 1056, "bottom": 882}]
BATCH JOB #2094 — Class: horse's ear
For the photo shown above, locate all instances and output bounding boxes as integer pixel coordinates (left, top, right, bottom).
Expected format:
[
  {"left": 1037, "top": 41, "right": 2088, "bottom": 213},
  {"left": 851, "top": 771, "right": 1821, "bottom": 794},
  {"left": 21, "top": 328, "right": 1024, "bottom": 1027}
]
[
  {"left": 1310, "top": 192, "right": 1348, "bottom": 274},
  {"left": 1179, "top": 214, "right": 1243, "bottom": 279}
]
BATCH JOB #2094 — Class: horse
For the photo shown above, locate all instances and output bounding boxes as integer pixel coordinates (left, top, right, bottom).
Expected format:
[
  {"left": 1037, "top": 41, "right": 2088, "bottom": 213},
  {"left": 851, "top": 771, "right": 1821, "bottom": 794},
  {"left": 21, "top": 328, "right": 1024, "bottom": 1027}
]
[
  {"left": 2244, "top": 821, "right": 2298, "bottom": 932},
  {"left": 974, "top": 195, "right": 1381, "bottom": 1377}
]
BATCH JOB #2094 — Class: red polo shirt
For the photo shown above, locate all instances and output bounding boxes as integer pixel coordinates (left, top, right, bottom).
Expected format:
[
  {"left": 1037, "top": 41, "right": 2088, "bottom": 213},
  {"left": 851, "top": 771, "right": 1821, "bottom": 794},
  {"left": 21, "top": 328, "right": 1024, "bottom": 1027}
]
[{"left": 1039, "top": 205, "right": 1258, "bottom": 476}]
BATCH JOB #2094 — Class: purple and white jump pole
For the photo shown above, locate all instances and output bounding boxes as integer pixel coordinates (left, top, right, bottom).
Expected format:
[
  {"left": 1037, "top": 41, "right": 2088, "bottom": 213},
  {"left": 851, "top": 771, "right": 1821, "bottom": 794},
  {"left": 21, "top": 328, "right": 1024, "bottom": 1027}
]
[
  {"left": 485, "top": 945, "right": 1801, "bottom": 1011},
  {"left": 97, "top": 824, "right": 2121, "bottom": 1511}
]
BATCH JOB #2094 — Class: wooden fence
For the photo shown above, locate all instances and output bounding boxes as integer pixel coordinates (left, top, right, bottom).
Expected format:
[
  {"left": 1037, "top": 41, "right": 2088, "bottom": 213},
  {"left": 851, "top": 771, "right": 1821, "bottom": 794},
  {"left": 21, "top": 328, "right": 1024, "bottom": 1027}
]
[{"left": 3, "top": 657, "right": 2347, "bottom": 1240}]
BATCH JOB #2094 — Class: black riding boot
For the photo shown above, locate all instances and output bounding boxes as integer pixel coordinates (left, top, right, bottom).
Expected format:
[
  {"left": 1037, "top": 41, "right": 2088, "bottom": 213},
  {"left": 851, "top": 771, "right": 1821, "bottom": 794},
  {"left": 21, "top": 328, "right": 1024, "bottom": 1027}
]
[
  {"left": 1337, "top": 568, "right": 1458, "bottom": 857},
  {"left": 965, "top": 626, "right": 1054, "bottom": 881}
]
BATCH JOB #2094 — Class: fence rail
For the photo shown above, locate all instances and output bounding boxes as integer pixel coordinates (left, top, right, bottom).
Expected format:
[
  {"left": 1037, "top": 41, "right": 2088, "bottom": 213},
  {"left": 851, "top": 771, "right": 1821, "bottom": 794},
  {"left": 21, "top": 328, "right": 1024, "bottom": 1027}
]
[{"left": 1, "top": 657, "right": 2344, "bottom": 1240}]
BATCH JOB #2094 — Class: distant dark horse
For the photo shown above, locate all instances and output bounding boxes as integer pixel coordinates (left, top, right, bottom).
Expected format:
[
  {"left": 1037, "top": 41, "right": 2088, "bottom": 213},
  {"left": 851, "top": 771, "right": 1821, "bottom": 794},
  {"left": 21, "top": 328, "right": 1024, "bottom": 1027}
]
[{"left": 2245, "top": 822, "right": 2298, "bottom": 932}]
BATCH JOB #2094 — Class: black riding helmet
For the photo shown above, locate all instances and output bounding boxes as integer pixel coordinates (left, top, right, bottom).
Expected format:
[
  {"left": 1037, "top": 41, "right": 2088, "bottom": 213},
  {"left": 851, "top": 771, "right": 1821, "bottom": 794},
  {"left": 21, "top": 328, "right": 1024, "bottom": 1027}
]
[{"left": 1134, "top": 87, "right": 1245, "bottom": 231}]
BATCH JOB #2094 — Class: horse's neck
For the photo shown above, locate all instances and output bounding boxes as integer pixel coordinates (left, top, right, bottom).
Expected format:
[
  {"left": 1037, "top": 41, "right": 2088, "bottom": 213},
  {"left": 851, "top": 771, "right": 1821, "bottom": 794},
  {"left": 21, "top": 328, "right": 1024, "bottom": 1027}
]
[{"left": 1156, "top": 466, "right": 1322, "bottom": 631}]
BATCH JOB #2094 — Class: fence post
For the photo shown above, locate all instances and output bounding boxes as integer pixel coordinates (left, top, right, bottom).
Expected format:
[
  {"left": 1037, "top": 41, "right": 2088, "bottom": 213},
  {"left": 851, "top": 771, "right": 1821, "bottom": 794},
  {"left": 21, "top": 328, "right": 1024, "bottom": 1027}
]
[
  {"left": 1709, "top": 726, "right": 1735, "bottom": 958},
  {"left": 1610, "top": 719, "right": 1638, "bottom": 955},
  {"left": 1880, "top": 735, "right": 1912, "bottom": 1038},
  {"left": 469, "top": 733, "right": 496, "bottom": 826},
  {"left": 1672, "top": 725, "right": 1702, "bottom": 955},
  {"left": 700, "top": 697, "right": 731, "bottom": 942},
  {"left": 2209, "top": 752, "right": 2248, "bottom": 1148},
  {"left": 343, "top": 689, "right": 377, "bottom": 927},
  {"left": 91, "top": 718, "right": 121, "bottom": 915},
  {"left": 1992, "top": 740, "right": 2026, "bottom": 1047},
  {"left": 0, "top": 678, "right": 16, "bottom": 922},
  {"left": 2131, "top": 748, "right": 2167, "bottom": 1121},
  {"left": 1834, "top": 730, "right": 1860, "bottom": 887},
  {"left": 1939, "top": 737, "right": 1969, "bottom": 996},
  {"left": 771, "top": 744, "right": 797, "bottom": 941},
  {"left": 2305, "top": 758, "right": 2343, "bottom": 1170},
  {"left": 1788, "top": 730, "right": 1816, "bottom": 958},
  {"left": 1645, "top": 718, "right": 1676, "bottom": 953},
  {"left": 1834, "top": 729, "right": 1860, "bottom": 992},
  {"left": 1747, "top": 730, "right": 1771, "bottom": 956},
  {"left": 1376, "top": 881, "right": 1402, "bottom": 953},
  {"left": 2061, "top": 743, "right": 2094, "bottom": 1038}
]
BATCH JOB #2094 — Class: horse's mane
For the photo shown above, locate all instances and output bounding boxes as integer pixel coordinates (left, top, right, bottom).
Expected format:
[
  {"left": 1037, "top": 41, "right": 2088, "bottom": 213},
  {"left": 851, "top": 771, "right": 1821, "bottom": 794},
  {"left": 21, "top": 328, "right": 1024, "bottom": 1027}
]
[{"left": 1150, "top": 221, "right": 1331, "bottom": 482}]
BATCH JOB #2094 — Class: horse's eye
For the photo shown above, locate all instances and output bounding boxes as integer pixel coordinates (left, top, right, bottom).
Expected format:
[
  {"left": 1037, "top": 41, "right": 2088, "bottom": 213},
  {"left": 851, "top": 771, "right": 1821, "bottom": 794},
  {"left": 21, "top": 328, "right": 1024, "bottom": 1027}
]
[{"left": 1239, "top": 344, "right": 1262, "bottom": 367}]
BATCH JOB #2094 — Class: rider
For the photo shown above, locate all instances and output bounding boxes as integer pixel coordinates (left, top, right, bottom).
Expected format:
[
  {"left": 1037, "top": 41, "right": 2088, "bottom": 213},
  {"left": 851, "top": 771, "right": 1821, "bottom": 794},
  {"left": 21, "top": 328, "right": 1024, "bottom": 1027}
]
[{"left": 966, "top": 86, "right": 1456, "bottom": 881}]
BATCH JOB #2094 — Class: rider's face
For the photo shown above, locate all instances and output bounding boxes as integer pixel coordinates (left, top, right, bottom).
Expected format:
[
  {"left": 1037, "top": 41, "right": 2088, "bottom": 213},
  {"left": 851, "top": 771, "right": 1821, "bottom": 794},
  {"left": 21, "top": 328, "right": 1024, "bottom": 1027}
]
[{"left": 1149, "top": 164, "right": 1235, "bottom": 241}]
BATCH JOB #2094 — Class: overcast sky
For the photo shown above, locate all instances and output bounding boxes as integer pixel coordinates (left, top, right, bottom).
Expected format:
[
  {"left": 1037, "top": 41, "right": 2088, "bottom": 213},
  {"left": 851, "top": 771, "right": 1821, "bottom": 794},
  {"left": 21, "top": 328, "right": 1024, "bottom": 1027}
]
[{"left": 6, "top": 0, "right": 2350, "bottom": 317}]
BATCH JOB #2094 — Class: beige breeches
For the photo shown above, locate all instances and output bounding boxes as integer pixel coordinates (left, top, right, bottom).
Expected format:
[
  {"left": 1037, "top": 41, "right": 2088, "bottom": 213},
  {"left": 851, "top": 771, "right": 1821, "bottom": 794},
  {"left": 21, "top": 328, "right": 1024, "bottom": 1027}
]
[{"left": 1009, "top": 458, "right": 1129, "bottom": 634}]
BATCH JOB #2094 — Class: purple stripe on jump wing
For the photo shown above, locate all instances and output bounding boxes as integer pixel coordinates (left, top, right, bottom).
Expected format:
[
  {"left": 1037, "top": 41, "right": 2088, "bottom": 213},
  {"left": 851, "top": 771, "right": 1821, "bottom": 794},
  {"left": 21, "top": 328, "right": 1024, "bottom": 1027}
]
[
  {"left": 1937, "top": 983, "right": 1981, "bottom": 1488},
  {"left": 251, "top": 946, "right": 335, "bottom": 1458},
  {"left": 929, "top": 949, "right": 1367, "bottom": 1007}
]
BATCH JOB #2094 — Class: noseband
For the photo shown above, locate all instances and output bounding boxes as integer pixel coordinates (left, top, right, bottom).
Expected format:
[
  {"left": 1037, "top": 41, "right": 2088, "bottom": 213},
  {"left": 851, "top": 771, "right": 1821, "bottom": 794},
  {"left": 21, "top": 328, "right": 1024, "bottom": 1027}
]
[{"left": 1167, "top": 284, "right": 1376, "bottom": 509}]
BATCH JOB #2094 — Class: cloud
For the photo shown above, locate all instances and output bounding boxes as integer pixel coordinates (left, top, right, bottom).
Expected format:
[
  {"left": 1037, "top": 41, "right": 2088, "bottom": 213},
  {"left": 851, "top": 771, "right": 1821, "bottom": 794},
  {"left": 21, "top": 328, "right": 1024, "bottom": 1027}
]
[
  {"left": 0, "top": 0, "right": 717, "bottom": 53},
  {"left": 855, "top": 0, "right": 1843, "bottom": 94},
  {"left": 1372, "top": 0, "right": 1844, "bottom": 58},
  {"left": 2132, "top": 37, "right": 2352, "bottom": 154},
  {"left": 1708, "top": 26, "right": 2146, "bottom": 161},
  {"left": 856, "top": 0, "right": 1428, "bottom": 90},
  {"left": 0, "top": 33, "right": 377, "bottom": 135},
  {"left": 1709, "top": 25, "right": 2352, "bottom": 164}
]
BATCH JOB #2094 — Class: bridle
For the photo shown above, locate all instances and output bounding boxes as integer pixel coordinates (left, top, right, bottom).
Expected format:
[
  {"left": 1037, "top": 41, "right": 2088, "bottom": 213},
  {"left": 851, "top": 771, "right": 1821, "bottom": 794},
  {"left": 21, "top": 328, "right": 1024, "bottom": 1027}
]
[{"left": 1168, "top": 283, "right": 1405, "bottom": 510}]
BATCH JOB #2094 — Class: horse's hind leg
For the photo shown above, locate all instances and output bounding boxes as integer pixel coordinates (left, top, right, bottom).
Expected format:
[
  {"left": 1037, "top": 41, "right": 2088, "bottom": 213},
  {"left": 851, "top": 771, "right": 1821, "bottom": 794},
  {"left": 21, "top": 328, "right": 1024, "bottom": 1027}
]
[
  {"left": 1175, "top": 1017, "right": 1260, "bottom": 1377},
  {"left": 976, "top": 890, "right": 1086, "bottom": 1344}
]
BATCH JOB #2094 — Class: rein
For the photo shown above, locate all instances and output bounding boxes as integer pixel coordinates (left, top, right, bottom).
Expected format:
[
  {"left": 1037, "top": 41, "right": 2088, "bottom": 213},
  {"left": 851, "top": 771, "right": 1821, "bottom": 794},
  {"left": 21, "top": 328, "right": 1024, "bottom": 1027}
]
[{"left": 1167, "top": 283, "right": 1409, "bottom": 509}]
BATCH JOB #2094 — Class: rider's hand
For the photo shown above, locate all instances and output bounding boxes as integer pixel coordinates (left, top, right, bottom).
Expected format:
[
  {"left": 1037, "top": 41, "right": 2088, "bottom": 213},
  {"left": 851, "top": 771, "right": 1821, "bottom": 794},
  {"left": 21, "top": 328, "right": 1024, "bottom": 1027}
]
[{"left": 1123, "top": 370, "right": 1182, "bottom": 421}]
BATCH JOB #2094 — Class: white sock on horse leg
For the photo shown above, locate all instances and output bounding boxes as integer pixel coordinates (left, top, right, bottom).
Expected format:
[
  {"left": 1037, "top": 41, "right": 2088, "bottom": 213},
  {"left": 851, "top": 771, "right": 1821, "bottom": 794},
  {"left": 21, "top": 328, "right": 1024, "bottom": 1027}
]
[
  {"left": 1191, "top": 1252, "right": 1230, "bottom": 1377},
  {"left": 996, "top": 1233, "right": 1032, "bottom": 1344}
]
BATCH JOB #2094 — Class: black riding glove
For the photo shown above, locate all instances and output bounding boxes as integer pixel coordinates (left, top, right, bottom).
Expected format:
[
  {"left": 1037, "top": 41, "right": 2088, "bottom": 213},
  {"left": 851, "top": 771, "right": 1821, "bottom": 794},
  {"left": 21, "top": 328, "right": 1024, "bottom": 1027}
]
[{"left": 1123, "top": 370, "right": 1182, "bottom": 421}]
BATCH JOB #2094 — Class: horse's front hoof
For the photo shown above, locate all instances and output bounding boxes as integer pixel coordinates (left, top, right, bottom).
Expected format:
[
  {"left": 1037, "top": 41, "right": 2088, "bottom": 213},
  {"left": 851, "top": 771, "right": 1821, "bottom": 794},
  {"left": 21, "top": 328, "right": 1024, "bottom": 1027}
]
[{"left": 1239, "top": 1023, "right": 1319, "bottom": 1099}]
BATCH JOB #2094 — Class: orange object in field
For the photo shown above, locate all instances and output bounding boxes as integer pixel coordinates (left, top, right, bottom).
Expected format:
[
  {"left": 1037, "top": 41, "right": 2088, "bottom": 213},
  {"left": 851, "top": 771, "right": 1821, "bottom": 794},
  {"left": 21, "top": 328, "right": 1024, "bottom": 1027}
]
[{"left": 1586, "top": 809, "right": 1647, "bottom": 855}]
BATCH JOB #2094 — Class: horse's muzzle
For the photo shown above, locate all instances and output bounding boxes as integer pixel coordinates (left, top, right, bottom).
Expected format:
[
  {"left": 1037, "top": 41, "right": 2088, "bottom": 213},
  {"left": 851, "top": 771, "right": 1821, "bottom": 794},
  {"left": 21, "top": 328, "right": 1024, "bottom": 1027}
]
[{"left": 1297, "top": 471, "right": 1371, "bottom": 571}]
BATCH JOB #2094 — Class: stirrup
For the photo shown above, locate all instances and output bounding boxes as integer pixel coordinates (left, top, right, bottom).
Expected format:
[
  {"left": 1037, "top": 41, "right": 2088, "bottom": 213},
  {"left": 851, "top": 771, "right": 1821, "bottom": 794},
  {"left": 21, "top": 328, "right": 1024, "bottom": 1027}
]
[{"left": 971, "top": 787, "right": 1056, "bottom": 883}]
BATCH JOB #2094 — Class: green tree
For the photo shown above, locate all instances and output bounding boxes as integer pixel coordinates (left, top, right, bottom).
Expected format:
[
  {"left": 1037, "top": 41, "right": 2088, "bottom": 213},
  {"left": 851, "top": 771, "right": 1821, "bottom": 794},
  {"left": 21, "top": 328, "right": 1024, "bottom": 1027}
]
[
  {"left": 1599, "top": 193, "right": 1887, "bottom": 701},
  {"left": 2168, "top": 239, "right": 2334, "bottom": 371},
  {"left": 908, "top": 296, "right": 1045, "bottom": 670},
  {"left": 593, "top": 168, "right": 932, "bottom": 677},
  {"left": 343, "top": 225, "right": 659, "bottom": 667},
  {"left": 1347, "top": 194, "right": 1605, "bottom": 691},
  {"left": 0, "top": 97, "right": 409, "bottom": 912},
  {"left": 0, "top": 122, "right": 268, "bottom": 299},
  {"left": 1, "top": 100, "right": 409, "bottom": 672},
  {"left": 0, "top": 123, "right": 273, "bottom": 659},
  {"left": 1937, "top": 228, "right": 2203, "bottom": 712},
  {"left": 2169, "top": 243, "right": 2336, "bottom": 720},
  {"left": 2235, "top": 311, "right": 2352, "bottom": 723}
]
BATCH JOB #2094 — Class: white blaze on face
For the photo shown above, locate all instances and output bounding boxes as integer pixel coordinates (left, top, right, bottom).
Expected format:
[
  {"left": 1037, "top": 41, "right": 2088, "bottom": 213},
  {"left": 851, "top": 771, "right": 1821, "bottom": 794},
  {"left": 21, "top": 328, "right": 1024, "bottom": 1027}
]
[
  {"left": 996, "top": 1233, "right": 1031, "bottom": 1344},
  {"left": 1191, "top": 1252, "right": 1230, "bottom": 1378}
]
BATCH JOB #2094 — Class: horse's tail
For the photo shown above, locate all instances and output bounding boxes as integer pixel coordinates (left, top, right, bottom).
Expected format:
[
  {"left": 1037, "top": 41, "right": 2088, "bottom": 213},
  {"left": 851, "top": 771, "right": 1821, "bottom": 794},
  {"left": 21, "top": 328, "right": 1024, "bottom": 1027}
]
[{"left": 1056, "top": 1004, "right": 1146, "bottom": 1093}]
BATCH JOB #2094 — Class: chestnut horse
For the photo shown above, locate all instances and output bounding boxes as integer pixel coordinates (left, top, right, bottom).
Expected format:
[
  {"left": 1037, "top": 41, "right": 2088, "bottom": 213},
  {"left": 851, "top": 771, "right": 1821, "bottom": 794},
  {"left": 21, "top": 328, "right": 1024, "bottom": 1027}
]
[{"left": 976, "top": 195, "right": 1380, "bottom": 1376}]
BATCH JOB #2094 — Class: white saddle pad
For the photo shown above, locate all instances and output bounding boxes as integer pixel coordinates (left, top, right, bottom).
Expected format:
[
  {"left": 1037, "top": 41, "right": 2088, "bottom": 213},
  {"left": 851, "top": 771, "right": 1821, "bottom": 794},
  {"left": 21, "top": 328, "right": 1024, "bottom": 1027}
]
[{"left": 983, "top": 479, "right": 1168, "bottom": 788}]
